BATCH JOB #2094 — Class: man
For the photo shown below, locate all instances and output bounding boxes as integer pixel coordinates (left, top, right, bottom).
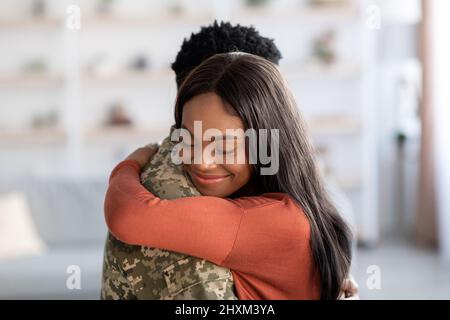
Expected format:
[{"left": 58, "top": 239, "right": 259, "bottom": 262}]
[{"left": 101, "top": 21, "right": 282, "bottom": 300}]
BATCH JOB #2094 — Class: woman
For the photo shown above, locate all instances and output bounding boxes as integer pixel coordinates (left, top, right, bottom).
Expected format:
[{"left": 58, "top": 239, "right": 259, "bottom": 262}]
[{"left": 105, "top": 52, "right": 353, "bottom": 299}]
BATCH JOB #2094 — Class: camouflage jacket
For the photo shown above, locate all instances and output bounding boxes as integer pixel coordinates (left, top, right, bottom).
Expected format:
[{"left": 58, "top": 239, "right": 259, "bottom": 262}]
[{"left": 100, "top": 128, "right": 238, "bottom": 300}]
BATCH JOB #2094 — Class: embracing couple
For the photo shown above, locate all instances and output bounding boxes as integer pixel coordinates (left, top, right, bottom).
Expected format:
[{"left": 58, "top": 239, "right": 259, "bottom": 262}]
[{"left": 101, "top": 21, "right": 358, "bottom": 300}]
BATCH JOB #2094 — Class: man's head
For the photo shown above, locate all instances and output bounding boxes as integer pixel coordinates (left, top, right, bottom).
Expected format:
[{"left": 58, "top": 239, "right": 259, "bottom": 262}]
[{"left": 171, "top": 20, "right": 282, "bottom": 88}]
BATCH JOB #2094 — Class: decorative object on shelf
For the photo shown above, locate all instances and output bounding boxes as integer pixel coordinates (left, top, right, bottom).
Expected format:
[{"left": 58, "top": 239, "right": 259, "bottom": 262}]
[
  {"left": 0, "top": 192, "right": 47, "bottom": 261},
  {"left": 97, "top": 0, "right": 116, "bottom": 16},
  {"left": 129, "top": 54, "right": 151, "bottom": 72},
  {"left": 309, "top": 0, "right": 350, "bottom": 7},
  {"left": 105, "top": 102, "right": 133, "bottom": 127},
  {"left": 85, "top": 53, "right": 119, "bottom": 77},
  {"left": 312, "top": 30, "right": 337, "bottom": 65},
  {"left": 31, "top": 0, "right": 47, "bottom": 18},
  {"left": 167, "top": 0, "right": 185, "bottom": 16},
  {"left": 31, "top": 109, "right": 59, "bottom": 129},
  {"left": 245, "top": 0, "right": 272, "bottom": 7},
  {"left": 22, "top": 58, "right": 48, "bottom": 74}
]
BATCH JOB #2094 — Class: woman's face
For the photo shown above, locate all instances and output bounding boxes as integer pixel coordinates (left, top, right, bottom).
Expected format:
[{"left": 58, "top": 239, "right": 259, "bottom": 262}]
[{"left": 181, "top": 92, "right": 252, "bottom": 198}]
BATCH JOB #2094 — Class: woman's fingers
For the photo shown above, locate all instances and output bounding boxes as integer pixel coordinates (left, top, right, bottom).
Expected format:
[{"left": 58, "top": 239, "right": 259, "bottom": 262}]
[{"left": 125, "top": 144, "right": 159, "bottom": 168}]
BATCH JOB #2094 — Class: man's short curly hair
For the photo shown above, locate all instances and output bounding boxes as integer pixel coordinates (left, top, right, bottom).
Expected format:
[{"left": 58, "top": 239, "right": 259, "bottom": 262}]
[{"left": 171, "top": 20, "right": 282, "bottom": 88}]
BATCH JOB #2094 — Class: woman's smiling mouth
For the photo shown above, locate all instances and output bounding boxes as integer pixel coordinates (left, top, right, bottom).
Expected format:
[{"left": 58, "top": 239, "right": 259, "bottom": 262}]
[{"left": 189, "top": 170, "right": 231, "bottom": 185}]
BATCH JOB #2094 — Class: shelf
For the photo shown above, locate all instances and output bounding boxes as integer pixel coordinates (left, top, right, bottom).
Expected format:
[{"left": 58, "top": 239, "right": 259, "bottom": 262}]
[
  {"left": 0, "top": 4, "right": 358, "bottom": 31},
  {"left": 84, "top": 127, "right": 169, "bottom": 144},
  {"left": 231, "top": 4, "right": 359, "bottom": 24},
  {"left": 282, "top": 62, "right": 360, "bottom": 81},
  {"left": 82, "top": 13, "right": 214, "bottom": 28},
  {"left": 0, "top": 74, "right": 63, "bottom": 87},
  {"left": 0, "top": 13, "right": 212, "bottom": 30},
  {"left": 0, "top": 128, "right": 67, "bottom": 145},
  {"left": 0, "top": 65, "right": 358, "bottom": 89},
  {"left": 309, "top": 116, "right": 361, "bottom": 136},
  {"left": 0, "top": 17, "right": 62, "bottom": 28},
  {"left": 81, "top": 70, "right": 173, "bottom": 86},
  {"left": 0, "top": 70, "right": 173, "bottom": 88},
  {"left": 81, "top": 63, "right": 359, "bottom": 86}
]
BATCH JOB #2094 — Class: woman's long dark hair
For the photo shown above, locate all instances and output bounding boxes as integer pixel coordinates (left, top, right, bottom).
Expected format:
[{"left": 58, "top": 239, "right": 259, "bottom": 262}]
[{"left": 174, "top": 52, "right": 353, "bottom": 300}]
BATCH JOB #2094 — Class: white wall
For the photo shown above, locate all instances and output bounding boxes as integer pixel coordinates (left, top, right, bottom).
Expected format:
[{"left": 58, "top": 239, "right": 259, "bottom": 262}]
[{"left": 429, "top": 0, "right": 450, "bottom": 263}]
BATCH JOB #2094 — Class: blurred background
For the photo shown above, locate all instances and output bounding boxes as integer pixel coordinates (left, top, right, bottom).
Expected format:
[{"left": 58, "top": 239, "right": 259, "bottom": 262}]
[{"left": 0, "top": 0, "right": 449, "bottom": 299}]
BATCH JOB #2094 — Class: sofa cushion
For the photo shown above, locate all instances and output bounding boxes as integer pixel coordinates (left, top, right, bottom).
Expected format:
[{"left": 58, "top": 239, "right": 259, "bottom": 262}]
[
  {"left": 0, "top": 178, "right": 108, "bottom": 247},
  {"left": 0, "top": 245, "right": 104, "bottom": 299},
  {"left": 0, "top": 192, "right": 47, "bottom": 260}
]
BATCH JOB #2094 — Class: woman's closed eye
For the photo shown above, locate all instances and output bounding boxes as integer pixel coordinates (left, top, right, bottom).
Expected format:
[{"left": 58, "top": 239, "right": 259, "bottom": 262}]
[
  {"left": 178, "top": 136, "right": 243, "bottom": 161},
  {"left": 215, "top": 139, "right": 240, "bottom": 155},
  {"left": 215, "top": 145, "right": 236, "bottom": 155}
]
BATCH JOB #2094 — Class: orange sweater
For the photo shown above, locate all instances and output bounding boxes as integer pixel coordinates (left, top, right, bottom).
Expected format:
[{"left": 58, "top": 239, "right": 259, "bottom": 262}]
[{"left": 104, "top": 160, "right": 321, "bottom": 300}]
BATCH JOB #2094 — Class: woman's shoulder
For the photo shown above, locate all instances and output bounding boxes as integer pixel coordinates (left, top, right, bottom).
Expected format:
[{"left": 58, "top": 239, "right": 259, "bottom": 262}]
[
  {"left": 234, "top": 192, "right": 310, "bottom": 232},
  {"left": 231, "top": 192, "right": 300, "bottom": 211},
  {"left": 226, "top": 192, "right": 312, "bottom": 263}
]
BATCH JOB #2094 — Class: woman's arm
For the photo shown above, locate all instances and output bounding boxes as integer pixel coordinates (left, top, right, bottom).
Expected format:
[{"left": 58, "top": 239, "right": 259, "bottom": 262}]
[{"left": 104, "top": 159, "right": 244, "bottom": 265}]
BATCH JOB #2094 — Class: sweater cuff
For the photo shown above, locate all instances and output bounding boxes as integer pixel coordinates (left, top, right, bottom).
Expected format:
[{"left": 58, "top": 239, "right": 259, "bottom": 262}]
[{"left": 109, "top": 159, "right": 141, "bottom": 182}]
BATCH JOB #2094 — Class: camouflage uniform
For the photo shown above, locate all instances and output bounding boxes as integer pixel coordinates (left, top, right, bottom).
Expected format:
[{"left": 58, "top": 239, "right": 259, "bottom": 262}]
[{"left": 100, "top": 127, "right": 238, "bottom": 300}]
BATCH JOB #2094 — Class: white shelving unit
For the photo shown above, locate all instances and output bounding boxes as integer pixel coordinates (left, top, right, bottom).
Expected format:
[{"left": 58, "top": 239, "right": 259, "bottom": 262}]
[{"left": 0, "top": 0, "right": 380, "bottom": 245}]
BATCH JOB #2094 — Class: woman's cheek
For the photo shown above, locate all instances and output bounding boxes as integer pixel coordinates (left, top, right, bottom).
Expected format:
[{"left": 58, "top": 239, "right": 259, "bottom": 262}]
[{"left": 224, "top": 163, "right": 252, "bottom": 187}]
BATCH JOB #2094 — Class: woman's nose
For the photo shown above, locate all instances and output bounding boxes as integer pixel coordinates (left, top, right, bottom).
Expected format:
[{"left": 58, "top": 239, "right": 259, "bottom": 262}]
[
  {"left": 192, "top": 162, "right": 219, "bottom": 173},
  {"left": 191, "top": 146, "right": 219, "bottom": 169},
  {"left": 197, "top": 154, "right": 218, "bottom": 168}
]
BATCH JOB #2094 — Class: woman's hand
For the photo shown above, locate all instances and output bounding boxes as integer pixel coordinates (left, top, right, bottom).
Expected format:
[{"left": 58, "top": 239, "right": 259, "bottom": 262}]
[{"left": 125, "top": 143, "right": 159, "bottom": 168}]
